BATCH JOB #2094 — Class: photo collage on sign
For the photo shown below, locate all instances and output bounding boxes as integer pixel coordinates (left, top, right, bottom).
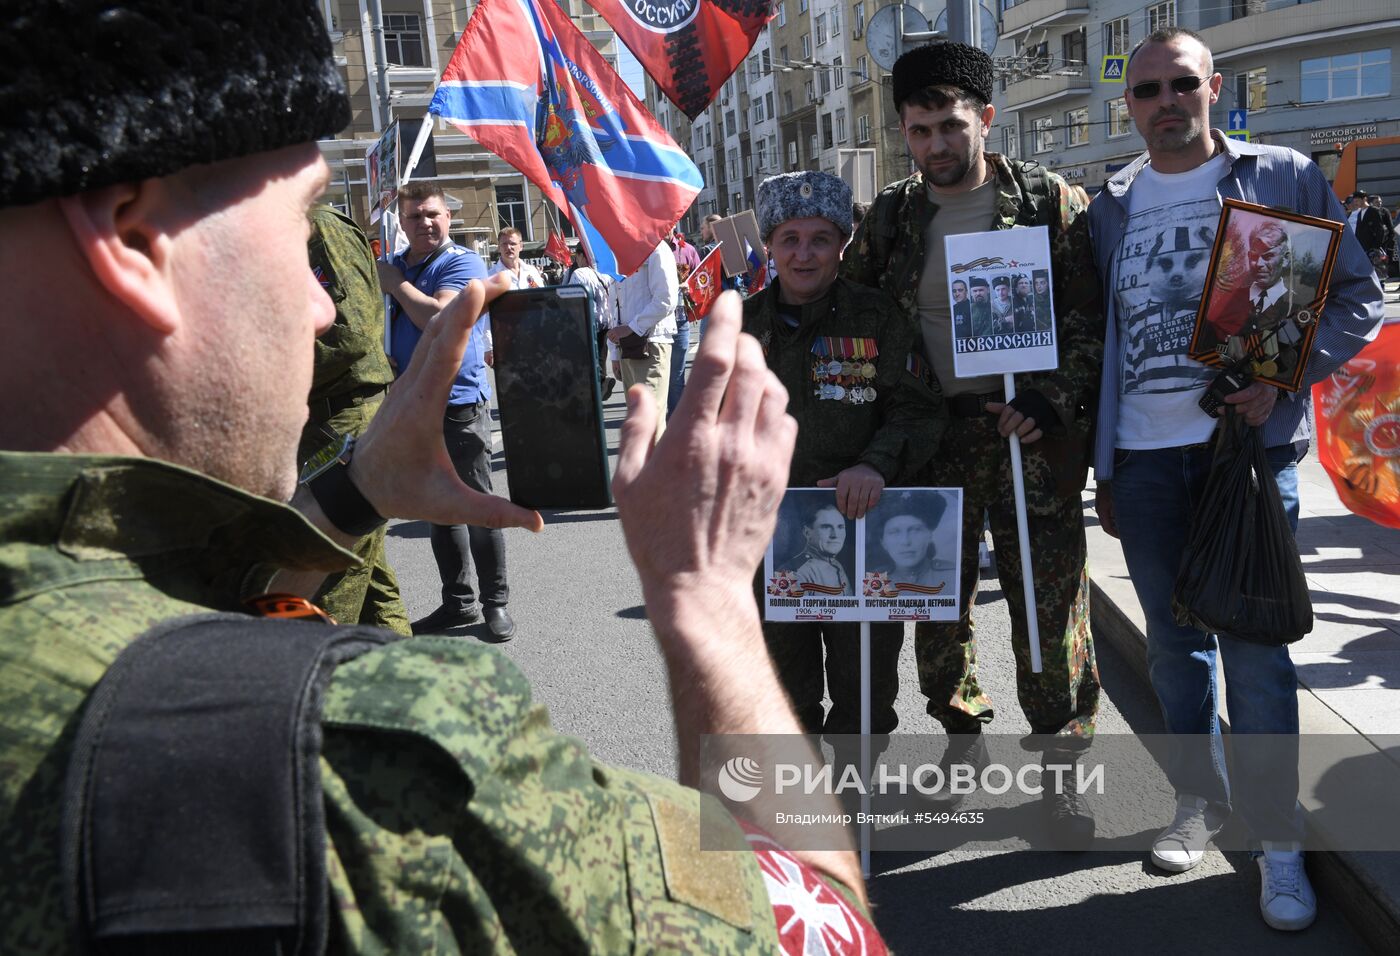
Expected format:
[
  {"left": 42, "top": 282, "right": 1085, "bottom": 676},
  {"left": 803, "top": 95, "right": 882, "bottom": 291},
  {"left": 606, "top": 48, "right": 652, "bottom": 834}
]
[
  {"left": 764, "top": 488, "right": 963, "bottom": 623},
  {"left": 944, "top": 226, "right": 1059, "bottom": 379}
]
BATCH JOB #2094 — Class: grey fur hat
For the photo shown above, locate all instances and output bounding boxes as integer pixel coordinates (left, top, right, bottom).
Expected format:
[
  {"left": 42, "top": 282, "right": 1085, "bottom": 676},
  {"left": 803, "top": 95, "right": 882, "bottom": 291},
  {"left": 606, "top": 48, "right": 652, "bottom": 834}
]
[
  {"left": 0, "top": 0, "right": 349, "bottom": 209},
  {"left": 756, "top": 171, "right": 853, "bottom": 239}
]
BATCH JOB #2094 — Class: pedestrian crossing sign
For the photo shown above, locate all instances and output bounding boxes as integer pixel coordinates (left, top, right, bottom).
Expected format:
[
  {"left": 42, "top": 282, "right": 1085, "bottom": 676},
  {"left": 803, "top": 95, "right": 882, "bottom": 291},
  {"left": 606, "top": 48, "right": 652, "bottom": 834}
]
[
  {"left": 1101, "top": 56, "right": 1126, "bottom": 82},
  {"left": 1225, "top": 129, "right": 1251, "bottom": 142}
]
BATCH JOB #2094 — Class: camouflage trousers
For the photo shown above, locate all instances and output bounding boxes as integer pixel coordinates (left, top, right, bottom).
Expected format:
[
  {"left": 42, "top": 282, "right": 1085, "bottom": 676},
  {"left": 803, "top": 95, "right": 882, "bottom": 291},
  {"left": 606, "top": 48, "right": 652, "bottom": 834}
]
[
  {"left": 299, "top": 396, "right": 411, "bottom": 636},
  {"left": 916, "top": 414, "right": 1099, "bottom": 738}
]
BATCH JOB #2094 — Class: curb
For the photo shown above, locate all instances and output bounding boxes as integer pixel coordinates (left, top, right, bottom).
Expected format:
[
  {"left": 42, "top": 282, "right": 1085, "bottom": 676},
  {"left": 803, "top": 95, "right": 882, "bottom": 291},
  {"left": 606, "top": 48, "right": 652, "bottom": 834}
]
[{"left": 1088, "top": 576, "right": 1400, "bottom": 954}]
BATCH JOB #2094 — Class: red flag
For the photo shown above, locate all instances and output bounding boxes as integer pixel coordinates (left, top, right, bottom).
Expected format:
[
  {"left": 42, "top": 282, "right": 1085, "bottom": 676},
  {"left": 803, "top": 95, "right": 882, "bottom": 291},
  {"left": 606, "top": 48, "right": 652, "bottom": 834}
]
[
  {"left": 428, "top": 0, "right": 702, "bottom": 276},
  {"left": 587, "top": 0, "right": 773, "bottom": 121},
  {"left": 1312, "top": 321, "right": 1400, "bottom": 529},
  {"left": 685, "top": 246, "right": 725, "bottom": 321},
  {"left": 545, "top": 231, "right": 571, "bottom": 266}
]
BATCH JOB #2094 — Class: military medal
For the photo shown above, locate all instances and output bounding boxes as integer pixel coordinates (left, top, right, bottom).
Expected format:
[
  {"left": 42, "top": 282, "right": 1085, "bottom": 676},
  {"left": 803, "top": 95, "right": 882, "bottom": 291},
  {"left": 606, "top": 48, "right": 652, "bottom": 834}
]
[
  {"left": 861, "top": 362, "right": 876, "bottom": 379},
  {"left": 826, "top": 359, "right": 843, "bottom": 378},
  {"left": 864, "top": 386, "right": 877, "bottom": 402}
]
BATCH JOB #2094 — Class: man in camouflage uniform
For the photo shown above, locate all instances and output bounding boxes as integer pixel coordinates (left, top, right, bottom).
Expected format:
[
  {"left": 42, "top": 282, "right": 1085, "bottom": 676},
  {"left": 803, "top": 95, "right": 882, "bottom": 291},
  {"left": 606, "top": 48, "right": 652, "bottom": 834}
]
[
  {"left": 0, "top": 3, "right": 883, "bottom": 951},
  {"left": 300, "top": 204, "right": 409, "bottom": 634},
  {"left": 745, "top": 170, "right": 945, "bottom": 745},
  {"left": 841, "top": 41, "right": 1103, "bottom": 844}
]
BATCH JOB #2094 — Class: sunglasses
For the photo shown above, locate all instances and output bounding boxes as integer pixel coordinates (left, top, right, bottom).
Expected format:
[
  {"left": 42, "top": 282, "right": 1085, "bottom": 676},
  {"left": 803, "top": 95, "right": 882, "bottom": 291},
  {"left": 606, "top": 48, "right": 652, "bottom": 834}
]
[{"left": 1129, "top": 75, "right": 1207, "bottom": 99}]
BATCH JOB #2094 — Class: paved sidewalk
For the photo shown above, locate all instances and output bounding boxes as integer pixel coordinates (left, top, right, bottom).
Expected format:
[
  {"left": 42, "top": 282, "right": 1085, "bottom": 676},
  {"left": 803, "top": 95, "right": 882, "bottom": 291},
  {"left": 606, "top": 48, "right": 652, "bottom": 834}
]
[{"left": 1085, "top": 400, "right": 1400, "bottom": 947}]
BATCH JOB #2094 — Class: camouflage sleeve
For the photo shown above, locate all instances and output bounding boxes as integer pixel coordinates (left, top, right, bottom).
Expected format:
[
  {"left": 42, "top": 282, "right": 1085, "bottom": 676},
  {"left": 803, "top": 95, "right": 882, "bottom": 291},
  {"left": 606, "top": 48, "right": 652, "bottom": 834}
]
[
  {"left": 839, "top": 198, "right": 883, "bottom": 289},
  {"left": 318, "top": 638, "right": 783, "bottom": 953},
  {"left": 858, "top": 290, "right": 947, "bottom": 484},
  {"left": 308, "top": 207, "right": 392, "bottom": 396},
  {"left": 1024, "top": 182, "right": 1106, "bottom": 426}
]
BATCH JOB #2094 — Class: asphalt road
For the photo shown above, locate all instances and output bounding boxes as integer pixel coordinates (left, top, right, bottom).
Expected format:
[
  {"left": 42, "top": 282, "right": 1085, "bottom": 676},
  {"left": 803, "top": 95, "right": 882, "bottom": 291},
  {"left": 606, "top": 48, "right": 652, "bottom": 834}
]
[{"left": 383, "top": 363, "right": 1369, "bottom": 955}]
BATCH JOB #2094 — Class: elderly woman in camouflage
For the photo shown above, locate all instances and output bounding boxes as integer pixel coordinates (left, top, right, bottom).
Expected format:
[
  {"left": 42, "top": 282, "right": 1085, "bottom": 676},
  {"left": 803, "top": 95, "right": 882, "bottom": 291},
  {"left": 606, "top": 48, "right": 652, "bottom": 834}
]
[{"left": 744, "top": 170, "right": 946, "bottom": 745}]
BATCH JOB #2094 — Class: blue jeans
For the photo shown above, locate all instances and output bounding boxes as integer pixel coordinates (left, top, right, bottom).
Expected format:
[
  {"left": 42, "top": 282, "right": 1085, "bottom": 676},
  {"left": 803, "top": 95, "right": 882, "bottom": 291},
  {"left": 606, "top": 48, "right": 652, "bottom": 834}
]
[
  {"left": 666, "top": 320, "right": 690, "bottom": 420},
  {"left": 1110, "top": 441, "right": 1304, "bottom": 844}
]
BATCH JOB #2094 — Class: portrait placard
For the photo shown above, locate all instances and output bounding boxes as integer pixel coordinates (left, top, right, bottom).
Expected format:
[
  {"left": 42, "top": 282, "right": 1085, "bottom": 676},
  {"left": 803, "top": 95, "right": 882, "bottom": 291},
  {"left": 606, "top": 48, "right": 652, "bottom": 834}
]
[
  {"left": 944, "top": 227, "right": 1058, "bottom": 378},
  {"left": 711, "top": 210, "right": 765, "bottom": 278},
  {"left": 764, "top": 489, "right": 862, "bottom": 623},
  {"left": 1189, "top": 199, "right": 1343, "bottom": 392},
  {"left": 860, "top": 489, "right": 962, "bottom": 623},
  {"left": 763, "top": 488, "right": 963, "bottom": 623}
]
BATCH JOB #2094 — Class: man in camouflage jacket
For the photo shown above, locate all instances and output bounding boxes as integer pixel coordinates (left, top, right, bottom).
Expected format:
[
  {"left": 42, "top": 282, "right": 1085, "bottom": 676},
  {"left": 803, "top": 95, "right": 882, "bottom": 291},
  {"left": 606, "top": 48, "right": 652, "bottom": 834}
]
[
  {"left": 0, "top": 3, "right": 884, "bottom": 951},
  {"left": 841, "top": 41, "right": 1103, "bottom": 843},
  {"left": 300, "top": 204, "right": 409, "bottom": 634}
]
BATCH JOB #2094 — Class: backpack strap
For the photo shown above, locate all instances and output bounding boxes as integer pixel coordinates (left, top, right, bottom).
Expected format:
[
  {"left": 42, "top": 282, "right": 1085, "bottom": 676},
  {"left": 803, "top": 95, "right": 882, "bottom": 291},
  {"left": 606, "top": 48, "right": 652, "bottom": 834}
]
[{"left": 61, "top": 613, "right": 397, "bottom": 956}]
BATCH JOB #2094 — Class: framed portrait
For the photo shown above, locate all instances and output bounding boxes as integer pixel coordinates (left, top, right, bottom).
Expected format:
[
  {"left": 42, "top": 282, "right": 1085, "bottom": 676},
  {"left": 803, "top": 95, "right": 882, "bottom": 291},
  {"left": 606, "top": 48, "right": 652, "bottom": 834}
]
[
  {"left": 860, "top": 488, "right": 962, "bottom": 623},
  {"left": 1189, "top": 199, "right": 1344, "bottom": 392},
  {"left": 711, "top": 210, "right": 765, "bottom": 278},
  {"left": 763, "top": 489, "right": 862, "bottom": 623},
  {"left": 944, "top": 226, "right": 1058, "bottom": 378}
]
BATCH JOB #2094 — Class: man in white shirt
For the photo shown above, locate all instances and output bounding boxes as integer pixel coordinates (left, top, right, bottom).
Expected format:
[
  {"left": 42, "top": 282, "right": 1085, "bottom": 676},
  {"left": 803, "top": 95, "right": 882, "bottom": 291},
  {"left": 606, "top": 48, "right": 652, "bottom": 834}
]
[{"left": 608, "top": 241, "right": 679, "bottom": 443}]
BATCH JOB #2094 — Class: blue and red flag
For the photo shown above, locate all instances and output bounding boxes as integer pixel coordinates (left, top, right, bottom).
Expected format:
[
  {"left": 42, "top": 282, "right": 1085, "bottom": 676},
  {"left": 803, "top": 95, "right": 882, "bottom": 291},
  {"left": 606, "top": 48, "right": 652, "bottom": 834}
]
[
  {"left": 744, "top": 238, "right": 767, "bottom": 294},
  {"left": 429, "top": 0, "right": 702, "bottom": 277}
]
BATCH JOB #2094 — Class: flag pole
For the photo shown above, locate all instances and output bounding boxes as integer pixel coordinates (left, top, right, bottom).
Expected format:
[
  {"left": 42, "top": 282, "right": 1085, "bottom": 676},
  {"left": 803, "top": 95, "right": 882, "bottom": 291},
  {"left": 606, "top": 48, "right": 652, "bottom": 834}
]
[
  {"left": 860, "top": 619, "right": 871, "bottom": 878},
  {"left": 1004, "top": 372, "right": 1043, "bottom": 673}
]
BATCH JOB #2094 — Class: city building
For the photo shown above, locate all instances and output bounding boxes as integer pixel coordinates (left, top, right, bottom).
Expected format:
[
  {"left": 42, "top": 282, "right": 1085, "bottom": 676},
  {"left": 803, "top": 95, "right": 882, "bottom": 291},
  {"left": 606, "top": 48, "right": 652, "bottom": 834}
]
[
  {"left": 317, "top": 0, "right": 624, "bottom": 256},
  {"left": 993, "top": 0, "right": 1400, "bottom": 194}
]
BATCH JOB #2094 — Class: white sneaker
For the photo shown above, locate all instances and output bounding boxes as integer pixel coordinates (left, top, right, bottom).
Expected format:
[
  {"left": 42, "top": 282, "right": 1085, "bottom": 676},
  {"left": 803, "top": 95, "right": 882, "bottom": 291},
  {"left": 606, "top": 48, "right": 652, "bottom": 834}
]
[
  {"left": 1258, "top": 844, "right": 1316, "bottom": 931},
  {"left": 1150, "top": 794, "right": 1223, "bottom": 872}
]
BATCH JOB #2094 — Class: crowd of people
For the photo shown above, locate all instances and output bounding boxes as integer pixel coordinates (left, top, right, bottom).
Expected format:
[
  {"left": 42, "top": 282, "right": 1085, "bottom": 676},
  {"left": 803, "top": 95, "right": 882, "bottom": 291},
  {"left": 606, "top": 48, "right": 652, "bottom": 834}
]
[{"left": 0, "top": 2, "right": 1388, "bottom": 950}]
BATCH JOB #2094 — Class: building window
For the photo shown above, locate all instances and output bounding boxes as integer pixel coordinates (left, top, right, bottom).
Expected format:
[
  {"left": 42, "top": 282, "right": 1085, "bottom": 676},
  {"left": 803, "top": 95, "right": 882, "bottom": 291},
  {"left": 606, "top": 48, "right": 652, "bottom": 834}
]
[
  {"left": 802, "top": 33, "right": 811, "bottom": 59},
  {"left": 495, "top": 184, "right": 527, "bottom": 234},
  {"left": 819, "top": 70, "right": 831, "bottom": 96},
  {"left": 834, "top": 55, "right": 845, "bottom": 88},
  {"left": 799, "top": 0, "right": 807, "bottom": 11},
  {"left": 788, "top": 140, "right": 798, "bottom": 165},
  {"left": 1146, "top": 1, "right": 1175, "bottom": 32},
  {"left": 805, "top": 79, "right": 815, "bottom": 103},
  {"left": 857, "top": 113, "right": 870, "bottom": 143},
  {"left": 1103, "top": 17, "right": 1130, "bottom": 57},
  {"left": 835, "top": 108, "right": 847, "bottom": 143},
  {"left": 754, "top": 100, "right": 764, "bottom": 125},
  {"left": 821, "top": 113, "right": 834, "bottom": 149},
  {"left": 1033, "top": 117, "right": 1054, "bottom": 154},
  {"left": 816, "top": 14, "right": 828, "bottom": 45},
  {"left": 832, "top": 6, "right": 841, "bottom": 35},
  {"left": 784, "top": 90, "right": 794, "bottom": 113},
  {"left": 1065, "top": 107, "right": 1089, "bottom": 147},
  {"left": 1301, "top": 50, "right": 1391, "bottom": 102},
  {"left": 1231, "top": 0, "right": 1266, "bottom": 20},
  {"left": 725, "top": 110, "right": 737, "bottom": 136},
  {"left": 1236, "top": 67, "right": 1268, "bottom": 111},
  {"left": 762, "top": 48, "right": 772, "bottom": 74},
  {"left": 749, "top": 55, "right": 761, "bottom": 80},
  {"left": 856, "top": 55, "right": 868, "bottom": 82},
  {"left": 809, "top": 132, "right": 819, "bottom": 157},
  {"left": 767, "top": 91, "right": 775, "bottom": 117},
  {"left": 1002, "top": 126, "right": 1018, "bottom": 159},
  {"left": 780, "top": 45, "right": 788, "bottom": 66},
  {"left": 728, "top": 148, "right": 739, "bottom": 181},
  {"left": 778, "top": 1, "right": 786, "bottom": 26},
  {"left": 1107, "top": 98, "right": 1131, "bottom": 137},
  {"left": 383, "top": 13, "right": 425, "bottom": 67},
  {"left": 1061, "top": 28, "right": 1086, "bottom": 74}
]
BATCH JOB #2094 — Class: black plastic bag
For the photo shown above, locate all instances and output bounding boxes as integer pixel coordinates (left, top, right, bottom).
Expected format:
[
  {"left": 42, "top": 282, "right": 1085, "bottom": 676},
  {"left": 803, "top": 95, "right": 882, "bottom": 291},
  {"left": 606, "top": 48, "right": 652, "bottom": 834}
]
[{"left": 1171, "top": 411, "right": 1313, "bottom": 644}]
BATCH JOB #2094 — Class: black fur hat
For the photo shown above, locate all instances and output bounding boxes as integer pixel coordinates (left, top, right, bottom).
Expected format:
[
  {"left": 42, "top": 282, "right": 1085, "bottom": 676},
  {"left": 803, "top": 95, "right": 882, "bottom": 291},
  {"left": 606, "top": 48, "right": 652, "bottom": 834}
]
[
  {"left": 0, "top": 0, "right": 349, "bottom": 208},
  {"left": 891, "top": 41, "right": 995, "bottom": 110}
]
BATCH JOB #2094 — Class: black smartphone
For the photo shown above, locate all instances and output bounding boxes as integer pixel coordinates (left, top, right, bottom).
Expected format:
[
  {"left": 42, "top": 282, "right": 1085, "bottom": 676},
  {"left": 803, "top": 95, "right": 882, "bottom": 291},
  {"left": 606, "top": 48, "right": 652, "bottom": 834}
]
[{"left": 490, "top": 286, "right": 611, "bottom": 509}]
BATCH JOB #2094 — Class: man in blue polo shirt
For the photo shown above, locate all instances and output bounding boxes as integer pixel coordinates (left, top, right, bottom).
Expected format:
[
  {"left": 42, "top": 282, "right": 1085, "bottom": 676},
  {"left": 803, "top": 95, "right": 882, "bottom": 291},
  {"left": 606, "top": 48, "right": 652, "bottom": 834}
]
[{"left": 378, "top": 182, "right": 515, "bottom": 640}]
